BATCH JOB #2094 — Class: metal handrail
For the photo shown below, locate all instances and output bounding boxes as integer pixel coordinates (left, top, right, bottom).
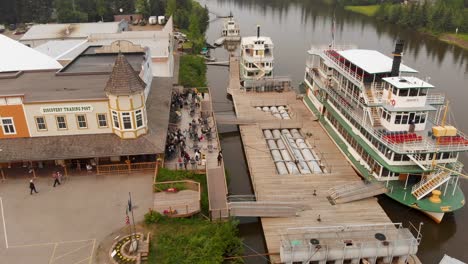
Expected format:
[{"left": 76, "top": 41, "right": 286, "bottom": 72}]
[
  {"left": 426, "top": 93, "right": 445, "bottom": 105},
  {"left": 411, "top": 170, "right": 450, "bottom": 193}
]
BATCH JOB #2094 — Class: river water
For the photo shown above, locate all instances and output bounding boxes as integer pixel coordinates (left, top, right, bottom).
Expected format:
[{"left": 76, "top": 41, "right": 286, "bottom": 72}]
[{"left": 200, "top": 0, "right": 468, "bottom": 262}]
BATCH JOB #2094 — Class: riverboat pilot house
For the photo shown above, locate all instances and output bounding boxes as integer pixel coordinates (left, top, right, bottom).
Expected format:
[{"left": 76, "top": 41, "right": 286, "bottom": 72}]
[{"left": 0, "top": 31, "right": 173, "bottom": 177}]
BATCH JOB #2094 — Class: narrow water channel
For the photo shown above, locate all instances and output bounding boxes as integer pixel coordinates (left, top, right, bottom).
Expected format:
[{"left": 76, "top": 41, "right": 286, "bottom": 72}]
[
  {"left": 207, "top": 61, "right": 269, "bottom": 263},
  {"left": 203, "top": 0, "right": 468, "bottom": 262}
]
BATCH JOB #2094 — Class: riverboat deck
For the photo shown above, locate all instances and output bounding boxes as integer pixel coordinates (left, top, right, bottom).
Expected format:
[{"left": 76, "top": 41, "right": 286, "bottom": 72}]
[{"left": 228, "top": 56, "right": 420, "bottom": 263}]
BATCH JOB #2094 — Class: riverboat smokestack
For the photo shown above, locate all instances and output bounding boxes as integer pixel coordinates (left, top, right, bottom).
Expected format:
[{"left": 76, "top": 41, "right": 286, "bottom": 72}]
[
  {"left": 391, "top": 39, "right": 404, "bottom": 77},
  {"left": 257, "top": 25, "right": 260, "bottom": 38}
]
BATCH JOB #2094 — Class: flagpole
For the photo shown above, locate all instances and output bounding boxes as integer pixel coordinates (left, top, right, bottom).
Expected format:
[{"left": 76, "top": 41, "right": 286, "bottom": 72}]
[{"left": 129, "top": 192, "right": 138, "bottom": 250}]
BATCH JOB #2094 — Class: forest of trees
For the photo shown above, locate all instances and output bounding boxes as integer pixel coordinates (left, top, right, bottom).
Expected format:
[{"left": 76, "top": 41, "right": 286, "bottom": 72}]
[
  {"left": 0, "top": 0, "right": 166, "bottom": 24},
  {"left": 375, "top": 0, "right": 468, "bottom": 34}
]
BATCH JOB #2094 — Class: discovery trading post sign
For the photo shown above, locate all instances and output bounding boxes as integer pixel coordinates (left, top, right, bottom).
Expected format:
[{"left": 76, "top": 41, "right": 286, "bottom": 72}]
[{"left": 40, "top": 105, "right": 94, "bottom": 114}]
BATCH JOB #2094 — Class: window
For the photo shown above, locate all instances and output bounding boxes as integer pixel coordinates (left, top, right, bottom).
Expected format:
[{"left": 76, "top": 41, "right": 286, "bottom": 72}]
[
  {"left": 135, "top": 110, "right": 143, "bottom": 128},
  {"left": 112, "top": 111, "right": 120, "bottom": 128},
  {"left": 399, "top": 89, "right": 408, "bottom": 97},
  {"left": 409, "top": 113, "right": 415, "bottom": 123},
  {"left": 35, "top": 116, "right": 47, "bottom": 131},
  {"left": 409, "top": 89, "right": 419, "bottom": 97},
  {"left": 97, "top": 114, "right": 108, "bottom": 128},
  {"left": 395, "top": 114, "right": 402, "bottom": 124},
  {"left": 1, "top": 118, "right": 16, "bottom": 134},
  {"left": 401, "top": 112, "right": 409, "bottom": 124},
  {"left": 76, "top": 114, "right": 87, "bottom": 129},
  {"left": 56, "top": 116, "right": 67, "bottom": 130},
  {"left": 419, "top": 88, "right": 428, "bottom": 96},
  {"left": 122, "top": 112, "right": 132, "bottom": 130}
]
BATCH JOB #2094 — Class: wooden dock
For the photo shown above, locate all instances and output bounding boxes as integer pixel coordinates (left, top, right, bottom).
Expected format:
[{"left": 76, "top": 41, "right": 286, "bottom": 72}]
[{"left": 227, "top": 56, "right": 406, "bottom": 263}]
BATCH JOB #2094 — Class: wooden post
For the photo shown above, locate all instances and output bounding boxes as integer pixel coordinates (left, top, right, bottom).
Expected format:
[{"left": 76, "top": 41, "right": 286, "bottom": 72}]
[
  {"left": 63, "top": 165, "right": 68, "bottom": 177},
  {"left": 126, "top": 156, "right": 131, "bottom": 173},
  {"left": 32, "top": 168, "right": 36, "bottom": 179},
  {"left": 1, "top": 168, "right": 5, "bottom": 181}
]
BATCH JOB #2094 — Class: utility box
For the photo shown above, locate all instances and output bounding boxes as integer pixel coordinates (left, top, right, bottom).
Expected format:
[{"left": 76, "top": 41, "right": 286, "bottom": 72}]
[
  {"left": 432, "top": 126, "right": 446, "bottom": 137},
  {"left": 149, "top": 16, "right": 157, "bottom": 25},
  {"left": 444, "top": 126, "right": 457, "bottom": 137}
]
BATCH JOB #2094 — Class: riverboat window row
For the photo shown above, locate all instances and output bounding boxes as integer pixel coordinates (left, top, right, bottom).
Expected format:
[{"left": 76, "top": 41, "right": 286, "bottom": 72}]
[
  {"left": 388, "top": 86, "right": 428, "bottom": 97},
  {"left": 325, "top": 111, "right": 385, "bottom": 177},
  {"left": 394, "top": 111, "right": 427, "bottom": 125},
  {"left": 245, "top": 62, "right": 272, "bottom": 68}
]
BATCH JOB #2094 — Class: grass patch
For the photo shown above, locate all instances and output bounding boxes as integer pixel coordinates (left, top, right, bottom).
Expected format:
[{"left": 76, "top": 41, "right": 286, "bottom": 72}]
[
  {"left": 345, "top": 5, "right": 379, "bottom": 16},
  {"left": 179, "top": 55, "right": 207, "bottom": 89},
  {"left": 454, "top": 33, "right": 468, "bottom": 42},
  {"left": 147, "top": 217, "right": 243, "bottom": 264},
  {"left": 156, "top": 168, "right": 209, "bottom": 215}
]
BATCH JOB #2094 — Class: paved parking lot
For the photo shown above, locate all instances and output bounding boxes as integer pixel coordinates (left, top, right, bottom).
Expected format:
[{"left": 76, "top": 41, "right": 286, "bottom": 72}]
[{"left": 0, "top": 173, "right": 153, "bottom": 264}]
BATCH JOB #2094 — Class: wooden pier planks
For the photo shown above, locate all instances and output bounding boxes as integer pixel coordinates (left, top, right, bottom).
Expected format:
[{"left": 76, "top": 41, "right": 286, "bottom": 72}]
[{"left": 228, "top": 56, "right": 394, "bottom": 263}]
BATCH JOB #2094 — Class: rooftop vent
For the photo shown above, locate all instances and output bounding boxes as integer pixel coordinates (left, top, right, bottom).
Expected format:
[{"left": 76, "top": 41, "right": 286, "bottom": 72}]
[
  {"left": 375, "top": 233, "right": 387, "bottom": 241},
  {"left": 310, "top": 238, "right": 320, "bottom": 245},
  {"left": 399, "top": 79, "right": 408, "bottom": 83}
]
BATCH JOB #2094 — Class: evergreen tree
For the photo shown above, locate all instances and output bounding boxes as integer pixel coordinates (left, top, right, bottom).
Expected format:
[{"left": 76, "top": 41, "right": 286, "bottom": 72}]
[
  {"left": 136, "top": 0, "right": 151, "bottom": 18},
  {"left": 166, "top": 0, "right": 176, "bottom": 17},
  {"left": 149, "top": 0, "right": 165, "bottom": 16}
]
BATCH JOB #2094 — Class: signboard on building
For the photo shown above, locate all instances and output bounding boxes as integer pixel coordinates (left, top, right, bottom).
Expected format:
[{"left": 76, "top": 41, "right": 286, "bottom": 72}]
[{"left": 40, "top": 105, "right": 94, "bottom": 114}]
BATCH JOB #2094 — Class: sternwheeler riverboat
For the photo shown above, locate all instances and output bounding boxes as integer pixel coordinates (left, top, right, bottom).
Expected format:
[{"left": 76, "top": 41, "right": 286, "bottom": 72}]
[
  {"left": 221, "top": 16, "right": 241, "bottom": 41},
  {"left": 303, "top": 41, "right": 467, "bottom": 223}
]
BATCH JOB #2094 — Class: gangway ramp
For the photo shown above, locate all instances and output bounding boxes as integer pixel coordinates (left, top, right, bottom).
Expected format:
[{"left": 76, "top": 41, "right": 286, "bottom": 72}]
[
  {"left": 215, "top": 113, "right": 258, "bottom": 125},
  {"left": 328, "top": 182, "right": 387, "bottom": 204},
  {"left": 228, "top": 201, "right": 307, "bottom": 217}
]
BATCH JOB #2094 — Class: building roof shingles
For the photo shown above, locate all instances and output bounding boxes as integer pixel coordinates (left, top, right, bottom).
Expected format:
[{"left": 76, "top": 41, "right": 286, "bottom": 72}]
[{"left": 104, "top": 54, "right": 146, "bottom": 95}]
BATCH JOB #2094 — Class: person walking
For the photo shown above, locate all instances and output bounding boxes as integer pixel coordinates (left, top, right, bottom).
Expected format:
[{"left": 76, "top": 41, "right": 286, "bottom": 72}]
[
  {"left": 217, "top": 151, "right": 223, "bottom": 166},
  {"left": 57, "top": 171, "right": 63, "bottom": 183},
  {"left": 29, "top": 179, "right": 38, "bottom": 195},
  {"left": 52, "top": 172, "right": 60, "bottom": 187}
]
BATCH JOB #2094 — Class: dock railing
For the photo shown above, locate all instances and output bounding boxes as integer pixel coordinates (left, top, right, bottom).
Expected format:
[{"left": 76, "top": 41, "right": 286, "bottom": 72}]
[{"left": 97, "top": 161, "right": 158, "bottom": 175}]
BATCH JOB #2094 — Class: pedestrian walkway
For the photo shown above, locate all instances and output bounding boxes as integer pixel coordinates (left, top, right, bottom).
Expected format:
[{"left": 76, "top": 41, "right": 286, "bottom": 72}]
[{"left": 163, "top": 88, "right": 229, "bottom": 220}]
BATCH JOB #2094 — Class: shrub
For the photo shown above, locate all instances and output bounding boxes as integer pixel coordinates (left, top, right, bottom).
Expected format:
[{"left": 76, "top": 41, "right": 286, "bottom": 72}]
[
  {"left": 179, "top": 55, "right": 207, "bottom": 88},
  {"left": 144, "top": 210, "right": 165, "bottom": 225}
]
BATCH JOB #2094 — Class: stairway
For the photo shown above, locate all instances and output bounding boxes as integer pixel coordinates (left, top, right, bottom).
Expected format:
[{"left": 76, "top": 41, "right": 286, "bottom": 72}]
[
  {"left": 328, "top": 182, "right": 387, "bottom": 204},
  {"left": 411, "top": 171, "right": 451, "bottom": 200},
  {"left": 369, "top": 107, "right": 381, "bottom": 127},
  {"left": 365, "top": 88, "right": 375, "bottom": 104},
  {"left": 253, "top": 61, "right": 266, "bottom": 80},
  {"left": 408, "top": 153, "right": 430, "bottom": 171},
  {"left": 363, "top": 88, "right": 381, "bottom": 127}
]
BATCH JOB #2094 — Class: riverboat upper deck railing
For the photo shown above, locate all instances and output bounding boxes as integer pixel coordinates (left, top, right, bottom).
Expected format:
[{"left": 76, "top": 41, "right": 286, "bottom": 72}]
[
  {"left": 313, "top": 73, "right": 468, "bottom": 153},
  {"left": 307, "top": 65, "right": 446, "bottom": 109},
  {"left": 308, "top": 45, "right": 362, "bottom": 85}
]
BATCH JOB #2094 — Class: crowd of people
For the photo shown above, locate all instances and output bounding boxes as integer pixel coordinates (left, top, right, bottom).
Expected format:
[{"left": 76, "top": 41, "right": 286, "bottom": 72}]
[{"left": 165, "top": 88, "right": 214, "bottom": 170}]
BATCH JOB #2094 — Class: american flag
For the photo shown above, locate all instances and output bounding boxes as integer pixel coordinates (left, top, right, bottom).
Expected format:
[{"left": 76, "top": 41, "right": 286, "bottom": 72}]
[{"left": 125, "top": 215, "right": 130, "bottom": 225}]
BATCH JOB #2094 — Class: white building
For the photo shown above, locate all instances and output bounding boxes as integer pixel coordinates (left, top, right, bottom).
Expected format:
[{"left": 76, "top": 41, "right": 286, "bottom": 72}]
[{"left": 20, "top": 20, "right": 129, "bottom": 47}]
